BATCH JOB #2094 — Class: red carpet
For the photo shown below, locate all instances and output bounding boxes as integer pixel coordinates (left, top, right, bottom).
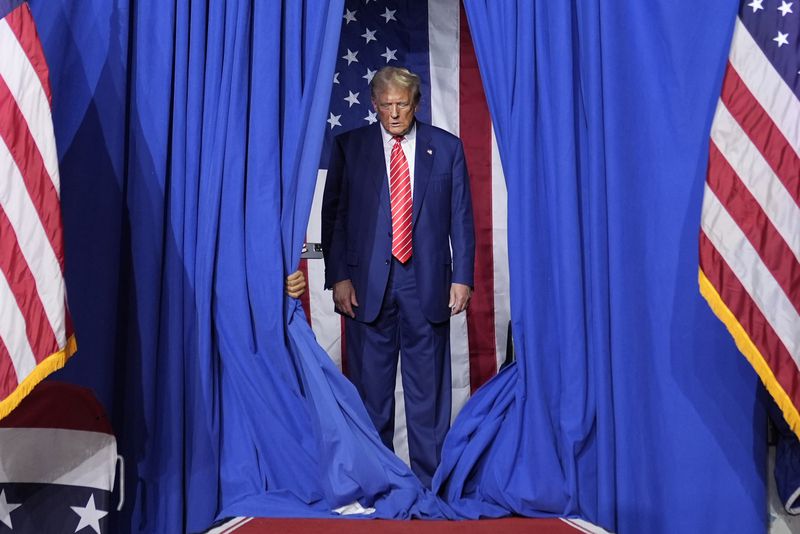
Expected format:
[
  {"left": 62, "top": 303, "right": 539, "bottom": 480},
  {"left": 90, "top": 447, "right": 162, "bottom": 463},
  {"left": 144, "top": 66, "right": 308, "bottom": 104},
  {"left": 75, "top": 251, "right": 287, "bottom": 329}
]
[{"left": 209, "top": 517, "right": 603, "bottom": 534}]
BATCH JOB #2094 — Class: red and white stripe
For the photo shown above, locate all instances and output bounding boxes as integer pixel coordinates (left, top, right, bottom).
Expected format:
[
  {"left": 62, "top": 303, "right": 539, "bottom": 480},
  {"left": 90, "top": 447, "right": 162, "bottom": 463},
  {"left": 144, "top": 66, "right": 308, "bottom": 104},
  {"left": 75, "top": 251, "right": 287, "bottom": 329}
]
[
  {"left": 0, "top": 3, "right": 75, "bottom": 419},
  {"left": 0, "top": 382, "right": 119, "bottom": 506},
  {"left": 390, "top": 138, "right": 413, "bottom": 263},
  {"left": 303, "top": 0, "right": 510, "bottom": 465},
  {"left": 699, "top": 18, "right": 800, "bottom": 431}
]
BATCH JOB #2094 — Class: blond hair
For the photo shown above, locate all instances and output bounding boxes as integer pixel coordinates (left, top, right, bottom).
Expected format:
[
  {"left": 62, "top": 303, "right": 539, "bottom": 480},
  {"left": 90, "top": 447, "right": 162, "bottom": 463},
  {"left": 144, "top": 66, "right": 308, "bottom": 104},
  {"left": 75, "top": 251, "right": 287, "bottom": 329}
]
[{"left": 370, "top": 66, "right": 422, "bottom": 104}]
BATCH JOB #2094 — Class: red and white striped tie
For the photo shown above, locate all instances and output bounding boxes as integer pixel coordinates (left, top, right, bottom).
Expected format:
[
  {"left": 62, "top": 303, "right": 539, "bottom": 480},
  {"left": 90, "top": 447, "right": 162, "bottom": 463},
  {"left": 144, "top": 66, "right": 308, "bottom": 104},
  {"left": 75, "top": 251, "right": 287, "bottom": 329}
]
[{"left": 389, "top": 136, "right": 413, "bottom": 263}]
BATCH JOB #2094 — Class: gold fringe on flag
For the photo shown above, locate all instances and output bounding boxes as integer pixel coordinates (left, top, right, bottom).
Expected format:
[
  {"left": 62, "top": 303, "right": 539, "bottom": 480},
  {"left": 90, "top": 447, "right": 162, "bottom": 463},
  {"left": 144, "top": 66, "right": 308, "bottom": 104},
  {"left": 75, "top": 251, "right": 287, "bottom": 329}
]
[
  {"left": 0, "top": 335, "right": 78, "bottom": 421},
  {"left": 699, "top": 268, "right": 800, "bottom": 439}
]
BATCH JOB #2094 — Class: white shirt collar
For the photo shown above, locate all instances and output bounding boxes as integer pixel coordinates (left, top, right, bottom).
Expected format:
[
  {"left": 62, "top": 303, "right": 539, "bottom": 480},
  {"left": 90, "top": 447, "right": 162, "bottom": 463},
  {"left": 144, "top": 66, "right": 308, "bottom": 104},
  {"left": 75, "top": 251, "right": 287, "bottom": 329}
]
[{"left": 380, "top": 121, "right": 417, "bottom": 145}]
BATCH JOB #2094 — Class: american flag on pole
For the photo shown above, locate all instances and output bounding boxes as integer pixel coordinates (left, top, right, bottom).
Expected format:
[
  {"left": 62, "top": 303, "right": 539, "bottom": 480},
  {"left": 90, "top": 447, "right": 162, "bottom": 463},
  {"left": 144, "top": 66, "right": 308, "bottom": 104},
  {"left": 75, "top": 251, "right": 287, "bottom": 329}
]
[
  {"left": 699, "top": 0, "right": 800, "bottom": 434},
  {"left": 0, "top": 0, "right": 75, "bottom": 420},
  {"left": 301, "top": 0, "right": 510, "bottom": 464}
]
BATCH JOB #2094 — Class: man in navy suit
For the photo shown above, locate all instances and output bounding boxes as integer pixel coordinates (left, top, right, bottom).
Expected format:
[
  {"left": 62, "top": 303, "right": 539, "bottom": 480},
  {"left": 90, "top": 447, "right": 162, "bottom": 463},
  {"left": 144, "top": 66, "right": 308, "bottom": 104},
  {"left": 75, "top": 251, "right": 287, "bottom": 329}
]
[{"left": 322, "top": 67, "right": 474, "bottom": 486}]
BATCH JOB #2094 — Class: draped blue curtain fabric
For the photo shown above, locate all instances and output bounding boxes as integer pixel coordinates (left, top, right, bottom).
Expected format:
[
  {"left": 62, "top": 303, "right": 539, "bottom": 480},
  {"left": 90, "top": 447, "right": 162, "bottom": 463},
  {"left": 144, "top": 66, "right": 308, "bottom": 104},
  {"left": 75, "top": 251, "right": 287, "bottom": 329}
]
[
  {"left": 31, "top": 0, "right": 449, "bottom": 531},
  {"left": 435, "top": 1, "right": 615, "bottom": 522},
  {"left": 442, "top": 1, "right": 768, "bottom": 532}
]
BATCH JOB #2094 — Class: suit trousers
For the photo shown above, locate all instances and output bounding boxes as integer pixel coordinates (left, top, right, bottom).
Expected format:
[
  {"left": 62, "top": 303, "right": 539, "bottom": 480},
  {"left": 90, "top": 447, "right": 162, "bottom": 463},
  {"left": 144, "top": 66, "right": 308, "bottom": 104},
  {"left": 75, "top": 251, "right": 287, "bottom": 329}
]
[{"left": 345, "top": 257, "right": 451, "bottom": 488}]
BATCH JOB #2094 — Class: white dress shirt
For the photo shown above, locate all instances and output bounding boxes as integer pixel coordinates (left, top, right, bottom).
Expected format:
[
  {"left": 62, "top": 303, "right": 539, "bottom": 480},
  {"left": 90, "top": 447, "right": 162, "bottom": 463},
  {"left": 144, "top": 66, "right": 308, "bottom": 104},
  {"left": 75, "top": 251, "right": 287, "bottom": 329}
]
[{"left": 380, "top": 122, "right": 416, "bottom": 198}]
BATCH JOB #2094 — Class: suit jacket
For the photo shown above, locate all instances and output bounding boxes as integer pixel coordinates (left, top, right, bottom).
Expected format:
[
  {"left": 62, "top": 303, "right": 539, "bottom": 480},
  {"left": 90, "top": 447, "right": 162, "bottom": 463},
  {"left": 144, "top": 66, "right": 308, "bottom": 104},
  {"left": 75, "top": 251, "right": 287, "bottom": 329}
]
[{"left": 322, "top": 121, "right": 475, "bottom": 324}]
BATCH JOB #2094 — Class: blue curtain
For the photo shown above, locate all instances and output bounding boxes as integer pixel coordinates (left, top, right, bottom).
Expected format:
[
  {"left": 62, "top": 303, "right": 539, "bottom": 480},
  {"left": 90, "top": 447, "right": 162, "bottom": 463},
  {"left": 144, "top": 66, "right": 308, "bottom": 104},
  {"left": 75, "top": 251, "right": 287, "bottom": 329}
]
[
  {"left": 435, "top": 1, "right": 614, "bottom": 521},
  {"left": 33, "top": 0, "right": 451, "bottom": 532},
  {"left": 435, "top": 1, "right": 768, "bottom": 532}
]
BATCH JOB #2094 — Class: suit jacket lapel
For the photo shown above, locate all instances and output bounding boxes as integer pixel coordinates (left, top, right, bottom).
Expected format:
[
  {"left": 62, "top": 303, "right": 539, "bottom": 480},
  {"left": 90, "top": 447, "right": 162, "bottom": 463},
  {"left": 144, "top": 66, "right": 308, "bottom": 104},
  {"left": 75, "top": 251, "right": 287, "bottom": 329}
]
[
  {"left": 412, "top": 122, "right": 433, "bottom": 228},
  {"left": 365, "top": 124, "right": 391, "bottom": 222}
]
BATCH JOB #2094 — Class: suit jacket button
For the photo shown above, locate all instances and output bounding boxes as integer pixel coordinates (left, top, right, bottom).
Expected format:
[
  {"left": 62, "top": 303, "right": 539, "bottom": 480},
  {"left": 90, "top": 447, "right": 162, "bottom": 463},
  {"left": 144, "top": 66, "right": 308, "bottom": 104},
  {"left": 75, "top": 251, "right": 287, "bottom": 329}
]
[{"left": 385, "top": 259, "right": 390, "bottom": 265}]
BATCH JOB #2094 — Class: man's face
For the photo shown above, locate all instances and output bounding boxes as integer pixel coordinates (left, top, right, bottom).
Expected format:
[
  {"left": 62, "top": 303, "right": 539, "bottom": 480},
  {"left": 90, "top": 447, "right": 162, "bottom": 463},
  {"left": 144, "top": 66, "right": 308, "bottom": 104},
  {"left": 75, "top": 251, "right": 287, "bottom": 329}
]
[{"left": 372, "top": 84, "right": 417, "bottom": 136}]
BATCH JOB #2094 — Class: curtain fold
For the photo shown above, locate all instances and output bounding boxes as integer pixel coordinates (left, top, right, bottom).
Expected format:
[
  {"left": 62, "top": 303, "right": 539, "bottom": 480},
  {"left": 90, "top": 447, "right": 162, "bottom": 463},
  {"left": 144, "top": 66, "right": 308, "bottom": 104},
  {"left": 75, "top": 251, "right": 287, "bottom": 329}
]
[
  {"left": 435, "top": 1, "right": 614, "bottom": 523},
  {"left": 437, "top": 1, "right": 766, "bottom": 533},
  {"left": 118, "top": 0, "right": 450, "bottom": 530},
  {"left": 36, "top": 0, "right": 447, "bottom": 529}
]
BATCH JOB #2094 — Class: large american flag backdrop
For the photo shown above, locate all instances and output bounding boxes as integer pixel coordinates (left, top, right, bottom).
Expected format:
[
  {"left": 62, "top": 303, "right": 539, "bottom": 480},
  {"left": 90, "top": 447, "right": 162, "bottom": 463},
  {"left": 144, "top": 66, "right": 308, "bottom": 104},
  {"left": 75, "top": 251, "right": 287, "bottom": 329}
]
[
  {"left": 300, "top": 0, "right": 510, "bottom": 463},
  {"left": 699, "top": 0, "right": 800, "bottom": 435},
  {"left": 0, "top": 0, "right": 75, "bottom": 420}
]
